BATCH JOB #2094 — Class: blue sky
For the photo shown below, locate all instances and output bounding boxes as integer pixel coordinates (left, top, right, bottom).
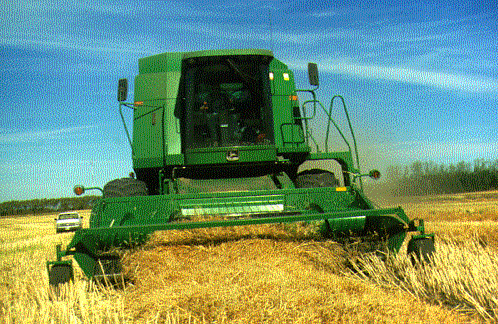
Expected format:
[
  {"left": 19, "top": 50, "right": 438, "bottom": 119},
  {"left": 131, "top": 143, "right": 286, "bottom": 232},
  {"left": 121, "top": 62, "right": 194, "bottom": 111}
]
[{"left": 1, "top": 0, "right": 497, "bottom": 201}]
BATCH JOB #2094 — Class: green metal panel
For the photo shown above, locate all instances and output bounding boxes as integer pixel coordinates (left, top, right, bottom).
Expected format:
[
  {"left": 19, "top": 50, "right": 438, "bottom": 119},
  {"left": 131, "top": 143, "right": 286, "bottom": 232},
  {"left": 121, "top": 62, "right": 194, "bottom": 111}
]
[
  {"left": 325, "top": 216, "right": 366, "bottom": 235},
  {"left": 96, "top": 195, "right": 173, "bottom": 228},
  {"left": 89, "top": 186, "right": 359, "bottom": 231},
  {"left": 165, "top": 96, "right": 182, "bottom": 156},
  {"left": 184, "top": 145, "right": 277, "bottom": 165},
  {"left": 133, "top": 53, "right": 183, "bottom": 169},
  {"left": 270, "top": 68, "right": 296, "bottom": 96},
  {"left": 138, "top": 52, "right": 183, "bottom": 74},
  {"left": 74, "top": 251, "right": 97, "bottom": 279},
  {"left": 269, "top": 58, "right": 288, "bottom": 70},
  {"left": 269, "top": 59, "right": 306, "bottom": 149},
  {"left": 134, "top": 74, "right": 167, "bottom": 101},
  {"left": 132, "top": 99, "right": 164, "bottom": 167},
  {"left": 62, "top": 204, "right": 413, "bottom": 265},
  {"left": 90, "top": 186, "right": 360, "bottom": 233}
]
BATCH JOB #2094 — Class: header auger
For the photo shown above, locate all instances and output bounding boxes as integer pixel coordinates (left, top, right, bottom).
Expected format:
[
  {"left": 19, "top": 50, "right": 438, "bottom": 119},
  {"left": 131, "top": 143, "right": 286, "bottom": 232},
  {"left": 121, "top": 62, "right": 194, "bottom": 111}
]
[{"left": 47, "top": 49, "right": 434, "bottom": 287}]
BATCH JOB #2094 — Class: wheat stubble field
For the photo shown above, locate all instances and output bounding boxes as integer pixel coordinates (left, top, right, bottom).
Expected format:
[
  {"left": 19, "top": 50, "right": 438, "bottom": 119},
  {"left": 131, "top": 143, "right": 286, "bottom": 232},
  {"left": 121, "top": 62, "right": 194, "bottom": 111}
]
[{"left": 1, "top": 191, "right": 497, "bottom": 323}]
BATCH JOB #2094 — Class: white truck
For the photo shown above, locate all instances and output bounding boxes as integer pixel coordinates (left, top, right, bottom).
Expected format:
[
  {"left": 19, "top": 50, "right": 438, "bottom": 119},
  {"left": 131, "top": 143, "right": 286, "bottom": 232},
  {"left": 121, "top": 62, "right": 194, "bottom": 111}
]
[{"left": 55, "top": 212, "right": 83, "bottom": 233}]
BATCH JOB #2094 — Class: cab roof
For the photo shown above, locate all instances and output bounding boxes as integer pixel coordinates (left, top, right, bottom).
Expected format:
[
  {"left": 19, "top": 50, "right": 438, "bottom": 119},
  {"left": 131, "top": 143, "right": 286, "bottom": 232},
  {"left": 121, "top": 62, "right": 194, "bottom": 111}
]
[{"left": 182, "top": 49, "right": 273, "bottom": 59}]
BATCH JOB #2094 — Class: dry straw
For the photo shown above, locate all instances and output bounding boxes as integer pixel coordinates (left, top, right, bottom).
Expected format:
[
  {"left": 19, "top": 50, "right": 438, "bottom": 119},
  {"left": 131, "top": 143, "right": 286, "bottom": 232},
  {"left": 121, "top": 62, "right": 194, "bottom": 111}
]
[
  {"left": 347, "top": 236, "right": 498, "bottom": 320},
  {"left": 1, "top": 208, "right": 493, "bottom": 323},
  {"left": 120, "top": 224, "right": 474, "bottom": 323}
]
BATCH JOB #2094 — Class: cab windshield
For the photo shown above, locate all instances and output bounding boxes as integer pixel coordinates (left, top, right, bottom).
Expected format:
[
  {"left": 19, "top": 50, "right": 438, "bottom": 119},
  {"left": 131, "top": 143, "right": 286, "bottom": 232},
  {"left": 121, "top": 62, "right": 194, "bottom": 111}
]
[
  {"left": 58, "top": 213, "right": 79, "bottom": 220},
  {"left": 177, "top": 55, "right": 274, "bottom": 150}
]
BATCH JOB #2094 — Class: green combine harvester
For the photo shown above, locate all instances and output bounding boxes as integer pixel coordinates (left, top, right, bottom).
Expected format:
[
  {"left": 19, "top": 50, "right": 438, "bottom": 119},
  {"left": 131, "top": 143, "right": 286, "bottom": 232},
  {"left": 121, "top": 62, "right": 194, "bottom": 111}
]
[{"left": 47, "top": 49, "right": 434, "bottom": 286}]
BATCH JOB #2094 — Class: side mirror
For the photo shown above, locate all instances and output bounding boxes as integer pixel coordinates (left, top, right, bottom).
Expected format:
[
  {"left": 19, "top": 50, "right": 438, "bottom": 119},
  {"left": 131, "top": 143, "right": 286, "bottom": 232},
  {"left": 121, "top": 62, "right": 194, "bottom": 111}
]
[
  {"left": 118, "top": 78, "right": 128, "bottom": 102},
  {"left": 308, "top": 63, "right": 319, "bottom": 87}
]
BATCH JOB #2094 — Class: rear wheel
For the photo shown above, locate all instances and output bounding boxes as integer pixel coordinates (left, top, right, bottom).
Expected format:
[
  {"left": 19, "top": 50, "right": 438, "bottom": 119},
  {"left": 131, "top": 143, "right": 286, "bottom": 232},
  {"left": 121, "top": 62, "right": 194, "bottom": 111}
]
[
  {"left": 103, "top": 177, "right": 148, "bottom": 198},
  {"left": 295, "top": 169, "right": 339, "bottom": 188}
]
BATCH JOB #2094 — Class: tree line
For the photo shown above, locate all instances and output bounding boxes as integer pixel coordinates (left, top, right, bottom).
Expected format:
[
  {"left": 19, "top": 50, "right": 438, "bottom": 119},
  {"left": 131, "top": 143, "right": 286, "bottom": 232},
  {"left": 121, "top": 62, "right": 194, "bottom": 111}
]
[
  {"left": 386, "top": 159, "right": 498, "bottom": 196},
  {"left": 0, "top": 195, "right": 99, "bottom": 217}
]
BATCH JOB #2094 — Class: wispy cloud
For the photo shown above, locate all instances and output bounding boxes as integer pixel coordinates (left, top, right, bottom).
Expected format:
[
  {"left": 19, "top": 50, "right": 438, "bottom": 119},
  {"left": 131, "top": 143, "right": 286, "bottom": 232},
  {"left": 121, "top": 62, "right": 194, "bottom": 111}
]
[
  {"left": 287, "top": 59, "right": 498, "bottom": 93},
  {"left": 0, "top": 125, "right": 97, "bottom": 144},
  {"left": 327, "top": 63, "right": 498, "bottom": 93},
  {"left": 1, "top": 35, "right": 155, "bottom": 56},
  {"left": 310, "top": 11, "right": 338, "bottom": 18},
  {"left": 5, "top": 0, "right": 494, "bottom": 80}
]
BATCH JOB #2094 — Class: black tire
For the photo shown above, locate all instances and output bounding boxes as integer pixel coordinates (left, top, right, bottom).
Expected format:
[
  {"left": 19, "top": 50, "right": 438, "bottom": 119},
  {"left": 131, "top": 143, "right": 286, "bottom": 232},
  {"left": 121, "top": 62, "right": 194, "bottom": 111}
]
[
  {"left": 48, "top": 264, "right": 73, "bottom": 287},
  {"left": 103, "top": 177, "right": 148, "bottom": 198},
  {"left": 295, "top": 169, "right": 339, "bottom": 188},
  {"left": 407, "top": 237, "right": 435, "bottom": 264}
]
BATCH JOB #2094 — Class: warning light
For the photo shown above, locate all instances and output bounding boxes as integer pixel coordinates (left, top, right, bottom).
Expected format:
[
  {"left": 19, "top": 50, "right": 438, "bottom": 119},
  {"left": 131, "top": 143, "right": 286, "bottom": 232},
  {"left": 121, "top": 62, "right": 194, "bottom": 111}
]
[
  {"left": 369, "top": 170, "right": 381, "bottom": 180},
  {"left": 289, "top": 95, "right": 299, "bottom": 101},
  {"left": 283, "top": 73, "right": 290, "bottom": 81},
  {"left": 134, "top": 101, "right": 144, "bottom": 106},
  {"left": 73, "top": 185, "right": 85, "bottom": 196},
  {"left": 269, "top": 72, "right": 274, "bottom": 80}
]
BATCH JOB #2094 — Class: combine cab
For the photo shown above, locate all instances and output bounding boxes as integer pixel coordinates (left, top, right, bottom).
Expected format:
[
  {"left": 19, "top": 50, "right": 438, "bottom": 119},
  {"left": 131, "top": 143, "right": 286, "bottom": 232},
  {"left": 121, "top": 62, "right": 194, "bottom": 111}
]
[{"left": 47, "top": 49, "right": 434, "bottom": 286}]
